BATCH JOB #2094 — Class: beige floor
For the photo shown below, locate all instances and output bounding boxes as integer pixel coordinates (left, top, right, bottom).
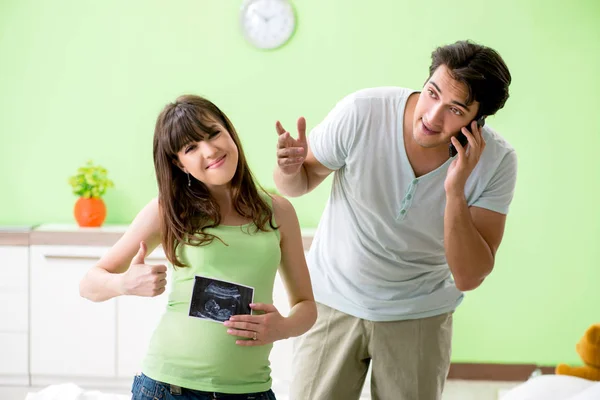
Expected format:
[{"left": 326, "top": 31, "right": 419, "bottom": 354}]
[{"left": 0, "top": 380, "right": 522, "bottom": 400}]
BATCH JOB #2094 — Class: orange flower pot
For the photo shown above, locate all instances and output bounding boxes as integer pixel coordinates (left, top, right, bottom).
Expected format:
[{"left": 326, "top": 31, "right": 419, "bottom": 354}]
[{"left": 74, "top": 197, "right": 106, "bottom": 227}]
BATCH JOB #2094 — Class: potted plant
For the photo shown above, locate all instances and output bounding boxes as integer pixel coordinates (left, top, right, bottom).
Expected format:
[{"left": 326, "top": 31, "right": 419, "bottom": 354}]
[{"left": 68, "top": 160, "right": 114, "bottom": 227}]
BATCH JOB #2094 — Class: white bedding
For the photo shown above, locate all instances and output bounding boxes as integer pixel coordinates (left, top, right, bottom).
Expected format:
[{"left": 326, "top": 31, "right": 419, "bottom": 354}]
[
  {"left": 26, "top": 375, "right": 600, "bottom": 400},
  {"left": 501, "top": 375, "right": 600, "bottom": 400}
]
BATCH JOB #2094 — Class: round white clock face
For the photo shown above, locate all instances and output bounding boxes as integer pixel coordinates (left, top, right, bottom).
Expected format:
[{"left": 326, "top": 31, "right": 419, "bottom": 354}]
[{"left": 240, "top": 0, "right": 296, "bottom": 50}]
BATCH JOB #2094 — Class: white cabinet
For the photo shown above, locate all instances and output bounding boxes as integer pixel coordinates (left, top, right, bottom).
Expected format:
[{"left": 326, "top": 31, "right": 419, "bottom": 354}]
[
  {"left": 29, "top": 243, "right": 171, "bottom": 386},
  {"left": 30, "top": 245, "right": 117, "bottom": 382},
  {"left": 0, "top": 333, "right": 29, "bottom": 382},
  {"left": 116, "top": 295, "right": 167, "bottom": 379},
  {"left": 116, "top": 248, "right": 171, "bottom": 379},
  {"left": 0, "top": 245, "right": 29, "bottom": 385}
]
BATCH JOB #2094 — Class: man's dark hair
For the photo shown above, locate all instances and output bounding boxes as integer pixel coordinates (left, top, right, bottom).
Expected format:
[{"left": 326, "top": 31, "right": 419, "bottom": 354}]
[{"left": 428, "top": 40, "right": 511, "bottom": 117}]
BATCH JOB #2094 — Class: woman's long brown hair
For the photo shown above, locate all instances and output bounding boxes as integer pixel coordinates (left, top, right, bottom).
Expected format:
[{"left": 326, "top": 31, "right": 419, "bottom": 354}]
[{"left": 153, "top": 95, "right": 276, "bottom": 267}]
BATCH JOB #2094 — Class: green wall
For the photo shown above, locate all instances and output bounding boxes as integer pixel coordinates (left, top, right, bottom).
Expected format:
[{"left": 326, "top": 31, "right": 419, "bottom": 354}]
[{"left": 1, "top": 0, "right": 599, "bottom": 366}]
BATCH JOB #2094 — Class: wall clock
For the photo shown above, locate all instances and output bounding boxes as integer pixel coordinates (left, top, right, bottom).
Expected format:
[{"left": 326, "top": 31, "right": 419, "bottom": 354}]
[{"left": 240, "top": 0, "right": 296, "bottom": 50}]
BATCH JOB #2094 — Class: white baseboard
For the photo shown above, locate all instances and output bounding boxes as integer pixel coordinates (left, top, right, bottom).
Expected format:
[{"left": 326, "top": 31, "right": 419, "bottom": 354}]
[{"left": 0, "top": 375, "right": 29, "bottom": 386}]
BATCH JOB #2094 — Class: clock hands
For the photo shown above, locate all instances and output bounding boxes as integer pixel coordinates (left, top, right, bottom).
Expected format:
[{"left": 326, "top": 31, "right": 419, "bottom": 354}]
[{"left": 253, "top": 10, "right": 276, "bottom": 24}]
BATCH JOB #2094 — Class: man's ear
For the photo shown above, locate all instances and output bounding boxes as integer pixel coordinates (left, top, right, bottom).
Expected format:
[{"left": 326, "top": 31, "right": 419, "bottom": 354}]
[{"left": 477, "top": 115, "right": 487, "bottom": 127}]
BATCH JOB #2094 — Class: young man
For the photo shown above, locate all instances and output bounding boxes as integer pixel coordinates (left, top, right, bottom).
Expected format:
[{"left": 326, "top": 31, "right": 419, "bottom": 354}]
[{"left": 273, "top": 40, "right": 517, "bottom": 400}]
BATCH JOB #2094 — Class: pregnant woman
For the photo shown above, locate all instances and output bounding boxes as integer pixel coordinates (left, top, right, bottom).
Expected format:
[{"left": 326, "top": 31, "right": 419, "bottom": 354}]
[{"left": 79, "top": 94, "right": 317, "bottom": 400}]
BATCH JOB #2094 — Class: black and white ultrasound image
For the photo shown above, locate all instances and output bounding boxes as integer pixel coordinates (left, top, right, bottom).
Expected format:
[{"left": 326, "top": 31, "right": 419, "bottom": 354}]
[{"left": 188, "top": 276, "right": 254, "bottom": 323}]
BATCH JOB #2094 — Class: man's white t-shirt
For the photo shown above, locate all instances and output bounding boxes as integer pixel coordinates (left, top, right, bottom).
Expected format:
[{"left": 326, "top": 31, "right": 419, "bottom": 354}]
[{"left": 308, "top": 87, "right": 518, "bottom": 321}]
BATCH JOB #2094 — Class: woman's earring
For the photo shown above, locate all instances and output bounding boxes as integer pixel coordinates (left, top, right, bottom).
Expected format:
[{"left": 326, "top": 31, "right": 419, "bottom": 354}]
[{"left": 187, "top": 173, "right": 191, "bottom": 187}]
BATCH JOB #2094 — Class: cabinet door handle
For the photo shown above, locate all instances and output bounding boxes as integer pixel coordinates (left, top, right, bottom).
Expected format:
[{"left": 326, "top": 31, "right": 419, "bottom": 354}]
[{"left": 44, "top": 255, "right": 99, "bottom": 261}]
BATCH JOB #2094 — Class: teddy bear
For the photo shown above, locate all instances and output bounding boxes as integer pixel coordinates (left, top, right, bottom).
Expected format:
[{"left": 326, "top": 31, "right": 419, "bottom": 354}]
[{"left": 556, "top": 323, "right": 600, "bottom": 381}]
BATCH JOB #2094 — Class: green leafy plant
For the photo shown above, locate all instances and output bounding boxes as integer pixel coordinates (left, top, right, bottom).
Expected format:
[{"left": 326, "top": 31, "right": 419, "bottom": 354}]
[{"left": 68, "top": 160, "right": 115, "bottom": 199}]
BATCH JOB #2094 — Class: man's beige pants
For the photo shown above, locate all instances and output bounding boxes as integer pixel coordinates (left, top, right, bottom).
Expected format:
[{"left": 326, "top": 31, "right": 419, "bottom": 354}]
[{"left": 290, "top": 302, "right": 453, "bottom": 400}]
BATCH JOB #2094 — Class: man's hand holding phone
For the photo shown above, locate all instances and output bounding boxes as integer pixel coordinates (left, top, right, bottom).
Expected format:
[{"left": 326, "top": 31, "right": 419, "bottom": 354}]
[{"left": 445, "top": 118, "right": 487, "bottom": 196}]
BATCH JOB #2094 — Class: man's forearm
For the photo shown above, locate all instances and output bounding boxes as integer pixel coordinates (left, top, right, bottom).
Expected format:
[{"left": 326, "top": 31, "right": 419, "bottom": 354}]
[
  {"left": 273, "top": 165, "right": 309, "bottom": 197},
  {"left": 444, "top": 194, "right": 494, "bottom": 291}
]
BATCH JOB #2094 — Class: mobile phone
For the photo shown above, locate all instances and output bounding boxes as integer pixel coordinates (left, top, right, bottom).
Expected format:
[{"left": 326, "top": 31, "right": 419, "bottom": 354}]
[{"left": 449, "top": 116, "right": 486, "bottom": 157}]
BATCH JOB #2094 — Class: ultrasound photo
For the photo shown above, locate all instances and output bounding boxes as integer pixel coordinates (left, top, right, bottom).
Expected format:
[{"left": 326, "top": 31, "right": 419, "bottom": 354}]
[{"left": 188, "top": 276, "right": 255, "bottom": 323}]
